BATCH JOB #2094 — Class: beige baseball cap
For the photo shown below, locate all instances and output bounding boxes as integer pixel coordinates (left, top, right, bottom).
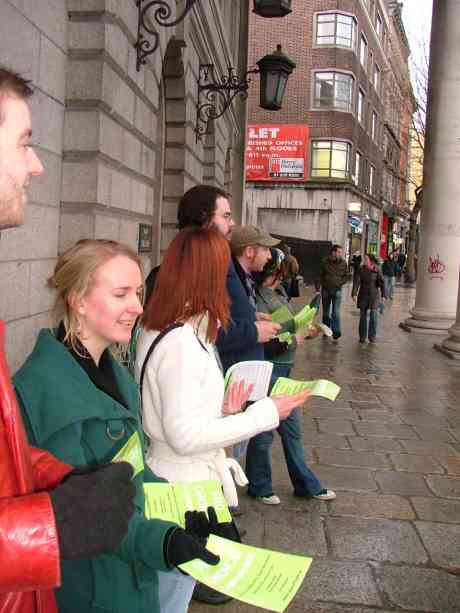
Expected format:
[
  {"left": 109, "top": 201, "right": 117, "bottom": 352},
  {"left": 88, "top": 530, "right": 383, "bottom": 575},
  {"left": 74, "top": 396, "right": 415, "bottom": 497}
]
[{"left": 231, "top": 225, "right": 280, "bottom": 251}]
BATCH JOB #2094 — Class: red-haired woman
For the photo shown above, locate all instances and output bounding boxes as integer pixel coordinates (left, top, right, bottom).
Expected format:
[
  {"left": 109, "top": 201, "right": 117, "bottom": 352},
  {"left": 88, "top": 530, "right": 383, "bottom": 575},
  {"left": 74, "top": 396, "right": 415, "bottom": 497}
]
[{"left": 135, "top": 227, "right": 312, "bottom": 612}]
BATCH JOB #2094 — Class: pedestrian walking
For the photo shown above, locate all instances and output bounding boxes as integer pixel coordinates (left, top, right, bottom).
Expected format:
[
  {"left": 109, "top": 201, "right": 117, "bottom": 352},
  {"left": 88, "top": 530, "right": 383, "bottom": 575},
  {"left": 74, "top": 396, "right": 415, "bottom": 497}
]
[
  {"left": 352, "top": 254, "right": 387, "bottom": 343},
  {"left": 382, "top": 253, "right": 397, "bottom": 300},
  {"left": 319, "top": 245, "right": 348, "bottom": 340}
]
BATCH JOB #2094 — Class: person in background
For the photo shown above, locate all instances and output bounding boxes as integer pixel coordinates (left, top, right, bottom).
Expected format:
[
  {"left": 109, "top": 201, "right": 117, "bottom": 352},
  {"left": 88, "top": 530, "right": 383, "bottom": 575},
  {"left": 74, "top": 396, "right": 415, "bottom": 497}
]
[
  {"left": 351, "top": 251, "right": 362, "bottom": 281},
  {"left": 319, "top": 245, "right": 348, "bottom": 341},
  {"left": 136, "top": 227, "right": 313, "bottom": 612},
  {"left": 14, "top": 239, "right": 219, "bottom": 613},
  {"left": 0, "top": 66, "right": 136, "bottom": 613},
  {"left": 397, "top": 250, "right": 406, "bottom": 279},
  {"left": 280, "top": 253, "right": 301, "bottom": 299},
  {"left": 352, "top": 253, "right": 386, "bottom": 344},
  {"left": 382, "top": 252, "right": 397, "bottom": 300},
  {"left": 245, "top": 249, "right": 336, "bottom": 505}
]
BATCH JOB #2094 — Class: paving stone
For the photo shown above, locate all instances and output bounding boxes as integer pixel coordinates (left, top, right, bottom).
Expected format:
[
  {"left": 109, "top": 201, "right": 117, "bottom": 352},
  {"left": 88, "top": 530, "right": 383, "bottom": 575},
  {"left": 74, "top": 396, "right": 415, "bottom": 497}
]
[
  {"left": 312, "top": 465, "right": 378, "bottom": 493},
  {"left": 327, "top": 516, "right": 427, "bottom": 564},
  {"left": 415, "top": 521, "right": 460, "bottom": 571},
  {"left": 348, "top": 436, "right": 403, "bottom": 452},
  {"left": 411, "top": 496, "right": 460, "bottom": 523},
  {"left": 298, "top": 560, "right": 382, "bottom": 606},
  {"left": 400, "top": 439, "right": 460, "bottom": 457},
  {"left": 263, "top": 512, "right": 328, "bottom": 557},
  {"left": 350, "top": 402, "right": 385, "bottom": 411},
  {"left": 293, "top": 605, "right": 395, "bottom": 613},
  {"left": 390, "top": 453, "right": 445, "bottom": 474},
  {"left": 316, "top": 449, "right": 391, "bottom": 470},
  {"left": 397, "top": 410, "right": 451, "bottom": 428},
  {"left": 349, "top": 393, "right": 381, "bottom": 402},
  {"left": 413, "top": 426, "right": 457, "bottom": 442},
  {"left": 448, "top": 428, "right": 460, "bottom": 443},
  {"left": 317, "top": 420, "right": 356, "bottom": 436},
  {"left": 328, "top": 492, "right": 415, "bottom": 520},
  {"left": 354, "top": 422, "right": 418, "bottom": 439},
  {"left": 308, "top": 407, "right": 359, "bottom": 420},
  {"left": 375, "top": 471, "right": 433, "bottom": 496},
  {"left": 380, "top": 565, "right": 460, "bottom": 613},
  {"left": 426, "top": 475, "right": 460, "bottom": 499},
  {"left": 355, "top": 409, "right": 403, "bottom": 423},
  {"left": 302, "top": 433, "right": 351, "bottom": 450},
  {"left": 438, "top": 456, "right": 460, "bottom": 475}
]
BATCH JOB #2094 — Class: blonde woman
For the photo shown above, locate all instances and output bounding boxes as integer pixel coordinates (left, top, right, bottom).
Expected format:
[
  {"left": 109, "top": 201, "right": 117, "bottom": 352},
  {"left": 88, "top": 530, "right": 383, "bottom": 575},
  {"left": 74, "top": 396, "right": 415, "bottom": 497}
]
[{"left": 13, "top": 239, "right": 218, "bottom": 613}]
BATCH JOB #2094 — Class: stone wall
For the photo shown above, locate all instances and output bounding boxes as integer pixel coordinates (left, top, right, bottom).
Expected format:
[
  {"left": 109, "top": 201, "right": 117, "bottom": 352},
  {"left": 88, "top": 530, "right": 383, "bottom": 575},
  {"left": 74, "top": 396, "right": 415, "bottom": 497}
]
[{"left": 0, "top": 0, "right": 248, "bottom": 370}]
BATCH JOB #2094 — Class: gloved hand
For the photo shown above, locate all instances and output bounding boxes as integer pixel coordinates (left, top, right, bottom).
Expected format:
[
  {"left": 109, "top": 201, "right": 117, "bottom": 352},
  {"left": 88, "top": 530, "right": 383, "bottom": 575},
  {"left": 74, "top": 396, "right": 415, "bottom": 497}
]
[
  {"left": 50, "top": 462, "right": 136, "bottom": 560},
  {"left": 184, "top": 509, "right": 213, "bottom": 543},
  {"left": 207, "top": 506, "right": 241, "bottom": 541},
  {"left": 165, "top": 527, "right": 220, "bottom": 568}
]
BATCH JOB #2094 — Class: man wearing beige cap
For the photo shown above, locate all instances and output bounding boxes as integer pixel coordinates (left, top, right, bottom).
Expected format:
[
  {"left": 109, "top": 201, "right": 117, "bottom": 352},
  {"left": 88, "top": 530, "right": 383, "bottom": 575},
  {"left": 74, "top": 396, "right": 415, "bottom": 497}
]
[{"left": 216, "top": 225, "right": 282, "bottom": 375}]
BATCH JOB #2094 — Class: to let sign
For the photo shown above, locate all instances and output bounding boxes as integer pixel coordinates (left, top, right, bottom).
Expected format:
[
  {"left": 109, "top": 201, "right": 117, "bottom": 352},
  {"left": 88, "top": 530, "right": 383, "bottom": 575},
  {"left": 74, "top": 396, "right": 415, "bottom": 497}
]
[{"left": 245, "top": 124, "right": 309, "bottom": 182}]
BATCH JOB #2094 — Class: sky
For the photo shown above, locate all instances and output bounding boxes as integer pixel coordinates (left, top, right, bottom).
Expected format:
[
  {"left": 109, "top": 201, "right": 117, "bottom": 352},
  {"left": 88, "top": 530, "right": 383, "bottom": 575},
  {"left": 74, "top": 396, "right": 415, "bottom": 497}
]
[{"left": 401, "top": 0, "right": 433, "bottom": 66}]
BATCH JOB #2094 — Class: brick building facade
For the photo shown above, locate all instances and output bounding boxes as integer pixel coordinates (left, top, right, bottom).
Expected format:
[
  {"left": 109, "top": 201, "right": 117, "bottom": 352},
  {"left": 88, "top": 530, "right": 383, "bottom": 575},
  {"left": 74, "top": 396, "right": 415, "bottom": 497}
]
[{"left": 245, "top": 0, "right": 414, "bottom": 268}]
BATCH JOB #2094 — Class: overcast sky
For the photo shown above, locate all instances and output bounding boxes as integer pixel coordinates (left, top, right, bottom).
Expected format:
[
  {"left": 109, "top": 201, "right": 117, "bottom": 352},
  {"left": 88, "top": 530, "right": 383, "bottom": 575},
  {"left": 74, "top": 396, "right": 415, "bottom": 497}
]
[{"left": 401, "top": 0, "right": 433, "bottom": 65}]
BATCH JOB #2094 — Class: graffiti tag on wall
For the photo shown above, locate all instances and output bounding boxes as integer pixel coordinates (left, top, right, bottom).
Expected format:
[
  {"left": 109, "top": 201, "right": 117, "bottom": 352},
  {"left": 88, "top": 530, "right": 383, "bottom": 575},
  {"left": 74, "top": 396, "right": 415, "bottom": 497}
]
[{"left": 428, "top": 254, "right": 446, "bottom": 279}]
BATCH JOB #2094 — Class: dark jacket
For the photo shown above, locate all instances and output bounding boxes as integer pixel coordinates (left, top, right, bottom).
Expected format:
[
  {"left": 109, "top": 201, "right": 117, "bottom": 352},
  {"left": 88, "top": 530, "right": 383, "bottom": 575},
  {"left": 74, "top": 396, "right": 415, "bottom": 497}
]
[
  {"left": 352, "top": 266, "right": 386, "bottom": 309},
  {"left": 382, "top": 259, "right": 397, "bottom": 277},
  {"left": 320, "top": 256, "right": 348, "bottom": 291},
  {"left": 14, "top": 330, "right": 175, "bottom": 613},
  {"left": 216, "top": 257, "right": 263, "bottom": 373}
]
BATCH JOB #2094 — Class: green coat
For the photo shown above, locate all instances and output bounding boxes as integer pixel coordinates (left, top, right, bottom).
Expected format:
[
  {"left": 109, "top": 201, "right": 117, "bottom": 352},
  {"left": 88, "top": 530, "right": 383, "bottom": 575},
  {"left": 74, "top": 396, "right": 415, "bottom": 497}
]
[{"left": 13, "top": 329, "right": 176, "bottom": 613}]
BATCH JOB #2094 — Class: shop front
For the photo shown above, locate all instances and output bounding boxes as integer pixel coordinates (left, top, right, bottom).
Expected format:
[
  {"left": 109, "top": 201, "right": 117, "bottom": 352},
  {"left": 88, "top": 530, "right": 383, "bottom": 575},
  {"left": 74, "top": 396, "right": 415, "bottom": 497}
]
[
  {"left": 365, "top": 205, "right": 380, "bottom": 256},
  {"left": 346, "top": 202, "right": 363, "bottom": 265}
]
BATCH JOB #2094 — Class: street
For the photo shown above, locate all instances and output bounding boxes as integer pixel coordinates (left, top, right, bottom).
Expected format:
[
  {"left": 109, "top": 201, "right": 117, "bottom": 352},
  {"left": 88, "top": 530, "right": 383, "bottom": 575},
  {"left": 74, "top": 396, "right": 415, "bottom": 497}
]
[{"left": 191, "top": 283, "right": 460, "bottom": 613}]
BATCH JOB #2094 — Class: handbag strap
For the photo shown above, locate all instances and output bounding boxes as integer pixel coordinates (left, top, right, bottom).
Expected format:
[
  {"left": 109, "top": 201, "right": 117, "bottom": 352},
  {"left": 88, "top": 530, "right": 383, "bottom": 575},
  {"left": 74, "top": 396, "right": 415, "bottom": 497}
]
[{"left": 139, "top": 323, "right": 184, "bottom": 393}]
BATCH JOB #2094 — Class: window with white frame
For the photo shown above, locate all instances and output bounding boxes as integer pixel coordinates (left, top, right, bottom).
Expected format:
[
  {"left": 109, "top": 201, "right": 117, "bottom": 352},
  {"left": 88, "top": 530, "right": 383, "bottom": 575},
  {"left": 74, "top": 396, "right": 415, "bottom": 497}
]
[
  {"left": 359, "top": 35, "right": 368, "bottom": 69},
  {"left": 357, "top": 89, "right": 365, "bottom": 124},
  {"left": 311, "top": 140, "right": 351, "bottom": 179},
  {"left": 371, "top": 111, "right": 378, "bottom": 140},
  {"left": 313, "top": 71, "right": 354, "bottom": 111},
  {"left": 369, "top": 164, "right": 375, "bottom": 195},
  {"left": 315, "top": 13, "right": 357, "bottom": 48},
  {"left": 373, "top": 64, "right": 380, "bottom": 92},
  {"left": 354, "top": 151, "right": 361, "bottom": 185}
]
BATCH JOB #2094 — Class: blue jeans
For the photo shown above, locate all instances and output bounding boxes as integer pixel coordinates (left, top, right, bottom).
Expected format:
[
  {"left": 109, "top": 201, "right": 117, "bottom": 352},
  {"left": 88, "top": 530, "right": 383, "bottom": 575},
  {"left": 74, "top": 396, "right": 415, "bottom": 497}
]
[
  {"left": 157, "top": 569, "right": 196, "bottom": 613},
  {"left": 245, "top": 364, "right": 323, "bottom": 497},
  {"left": 384, "top": 275, "right": 395, "bottom": 299},
  {"left": 321, "top": 288, "right": 342, "bottom": 337},
  {"left": 359, "top": 308, "right": 378, "bottom": 340}
]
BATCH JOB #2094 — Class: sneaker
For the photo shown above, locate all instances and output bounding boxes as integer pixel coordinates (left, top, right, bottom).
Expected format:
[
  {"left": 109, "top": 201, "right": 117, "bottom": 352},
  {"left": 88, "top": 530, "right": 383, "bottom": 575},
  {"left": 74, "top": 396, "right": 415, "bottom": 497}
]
[
  {"left": 332, "top": 332, "right": 341, "bottom": 340},
  {"left": 359, "top": 338, "right": 366, "bottom": 343},
  {"left": 369, "top": 337, "right": 376, "bottom": 343},
  {"left": 257, "top": 494, "right": 281, "bottom": 505},
  {"left": 312, "top": 489, "right": 336, "bottom": 501}
]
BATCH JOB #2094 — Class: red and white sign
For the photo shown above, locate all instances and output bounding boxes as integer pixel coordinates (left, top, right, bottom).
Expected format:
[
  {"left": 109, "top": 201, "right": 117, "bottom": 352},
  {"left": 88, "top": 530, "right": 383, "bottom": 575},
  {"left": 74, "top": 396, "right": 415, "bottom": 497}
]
[{"left": 245, "top": 124, "right": 310, "bottom": 182}]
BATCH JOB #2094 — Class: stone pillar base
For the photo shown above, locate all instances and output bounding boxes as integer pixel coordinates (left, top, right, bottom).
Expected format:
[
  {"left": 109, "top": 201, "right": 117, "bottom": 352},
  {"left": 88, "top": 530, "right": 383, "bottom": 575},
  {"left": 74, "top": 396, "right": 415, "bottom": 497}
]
[
  {"left": 435, "top": 325, "right": 460, "bottom": 359},
  {"left": 434, "top": 343, "right": 460, "bottom": 359},
  {"left": 400, "top": 318, "right": 453, "bottom": 334}
]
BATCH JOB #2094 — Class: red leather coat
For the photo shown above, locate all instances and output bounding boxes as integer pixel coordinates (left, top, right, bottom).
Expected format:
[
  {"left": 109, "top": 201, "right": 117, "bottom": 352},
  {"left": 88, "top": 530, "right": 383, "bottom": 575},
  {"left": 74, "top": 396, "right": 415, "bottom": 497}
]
[{"left": 0, "top": 321, "right": 72, "bottom": 613}]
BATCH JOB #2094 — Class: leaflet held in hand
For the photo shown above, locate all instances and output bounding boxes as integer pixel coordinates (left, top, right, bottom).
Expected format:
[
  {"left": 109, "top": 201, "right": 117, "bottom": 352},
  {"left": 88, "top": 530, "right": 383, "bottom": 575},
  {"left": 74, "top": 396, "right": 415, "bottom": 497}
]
[
  {"left": 144, "top": 480, "right": 232, "bottom": 525},
  {"left": 224, "top": 360, "right": 273, "bottom": 401},
  {"left": 179, "top": 535, "right": 313, "bottom": 613},
  {"left": 271, "top": 377, "right": 341, "bottom": 401}
]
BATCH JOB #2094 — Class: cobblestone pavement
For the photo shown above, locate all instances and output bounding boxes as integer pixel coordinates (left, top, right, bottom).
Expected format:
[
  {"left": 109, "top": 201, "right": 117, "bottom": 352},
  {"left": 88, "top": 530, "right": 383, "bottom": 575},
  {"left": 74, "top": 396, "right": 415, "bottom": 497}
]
[{"left": 190, "top": 284, "right": 460, "bottom": 613}]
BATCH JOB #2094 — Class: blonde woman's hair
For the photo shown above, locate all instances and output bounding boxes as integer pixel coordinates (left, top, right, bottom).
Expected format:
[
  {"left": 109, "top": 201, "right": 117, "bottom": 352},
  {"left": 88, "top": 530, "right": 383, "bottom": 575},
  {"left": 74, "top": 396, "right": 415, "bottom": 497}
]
[{"left": 47, "top": 239, "right": 143, "bottom": 352}]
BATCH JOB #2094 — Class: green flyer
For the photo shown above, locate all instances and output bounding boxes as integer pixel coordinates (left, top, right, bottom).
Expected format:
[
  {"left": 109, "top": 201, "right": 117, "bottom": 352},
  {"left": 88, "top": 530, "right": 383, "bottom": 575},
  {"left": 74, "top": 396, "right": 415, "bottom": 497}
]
[
  {"left": 179, "top": 535, "right": 313, "bottom": 612},
  {"left": 271, "top": 377, "right": 341, "bottom": 401},
  {"left": 270, "top": 304, "right": 293, "bottom": 325},
  {"left": 144, "top": 480, "right": 232, "bottom": 526},
  {"left": 112, "top": 431, "right": 144, "bottom": 478},
  {"left": 293, "top": 305, "right": 317, "bottom": 331}
]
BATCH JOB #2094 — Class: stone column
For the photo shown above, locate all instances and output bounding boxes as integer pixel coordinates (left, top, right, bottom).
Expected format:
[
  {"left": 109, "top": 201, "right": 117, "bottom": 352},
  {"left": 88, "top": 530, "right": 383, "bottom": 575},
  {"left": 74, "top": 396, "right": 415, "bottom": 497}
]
[
  {"left": 402, "top": 0, "right": 460, "bottom": 333},
  {"left": 435, "top": 272, "right": 460, "bottom": 358}
]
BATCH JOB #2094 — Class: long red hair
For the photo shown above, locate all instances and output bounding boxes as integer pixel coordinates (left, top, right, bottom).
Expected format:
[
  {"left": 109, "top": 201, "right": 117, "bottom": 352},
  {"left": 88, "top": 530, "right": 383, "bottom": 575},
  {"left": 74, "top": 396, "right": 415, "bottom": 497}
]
[{"left": 143, "top": 227, "right": 231, "bottom": 342}]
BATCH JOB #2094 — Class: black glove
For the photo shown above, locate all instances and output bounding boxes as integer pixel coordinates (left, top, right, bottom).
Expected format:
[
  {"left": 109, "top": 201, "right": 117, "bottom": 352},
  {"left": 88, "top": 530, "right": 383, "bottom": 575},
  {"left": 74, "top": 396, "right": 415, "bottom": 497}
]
[
  {"left": 184, "top": 509, "right": 213, "bottom": 543},
  {"left": 165, "top": 527, "right": 220, "bottom": 568},
  {"left": 207, "top": 507, "right": 241, "bottom": 541},
  {"left": 50, "top": 462, "right": 136, "bottom": 560}
]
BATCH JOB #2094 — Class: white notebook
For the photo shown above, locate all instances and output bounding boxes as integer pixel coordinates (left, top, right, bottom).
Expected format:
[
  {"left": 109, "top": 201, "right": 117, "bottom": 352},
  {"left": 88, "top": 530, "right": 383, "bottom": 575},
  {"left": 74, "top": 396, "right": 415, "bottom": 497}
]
[{"left": 224, "top": 360, "right": 274, "bottom": 402}]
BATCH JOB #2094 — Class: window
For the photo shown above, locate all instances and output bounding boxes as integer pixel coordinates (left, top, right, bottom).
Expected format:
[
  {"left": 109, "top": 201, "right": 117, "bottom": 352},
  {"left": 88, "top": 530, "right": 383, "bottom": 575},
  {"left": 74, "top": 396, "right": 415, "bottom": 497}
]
[
  {"left": 313, "top": 71, "right": 354, "bottom": 111},
  {"left": 316, "top": 13, "right": 357, "bottom": 49},
  {"left": 354, "top": 151, "right": 361, "bottom": 185},
  {"left": 311, "top": 141, "right": 351, "bottom": 179},
  {"left": 357, "top": 89, "right": 365, "bottom": 124},
  {"left": 376, "top": 12, "right": 383, "bottom": 38},
  {"left": 371, "top": 111, "right": 378, "bottom": 140},
  {"left": 369, "top": 164, "right": 375, "bottom": 195},
  {"left": 373, "top": 64, "right": 380, "bottom": 92},
  {"left": 359, "top": 35, "right": 368, "bottom": 69}
]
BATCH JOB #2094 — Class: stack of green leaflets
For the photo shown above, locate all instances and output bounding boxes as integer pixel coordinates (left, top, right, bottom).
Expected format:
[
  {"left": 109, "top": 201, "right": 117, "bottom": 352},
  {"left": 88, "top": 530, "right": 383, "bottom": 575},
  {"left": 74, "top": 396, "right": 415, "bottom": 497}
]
[
  {"left": 271, "top": 377, "right": 341, "bottom": 402},
  {"left": 144, "top": 480, "right": 232, "bottom": 526},
  {"left": 112, "top": 431, "right": 144, "bottom": 478},
  {"left": 180, "top": 535, "right": 312, "bottom": 612},
  {"left": 293, "top": 304, "right": 317, "bottom": 332},
  {"left": 270, "top": 304, "right": 293, "bottom": 325}
]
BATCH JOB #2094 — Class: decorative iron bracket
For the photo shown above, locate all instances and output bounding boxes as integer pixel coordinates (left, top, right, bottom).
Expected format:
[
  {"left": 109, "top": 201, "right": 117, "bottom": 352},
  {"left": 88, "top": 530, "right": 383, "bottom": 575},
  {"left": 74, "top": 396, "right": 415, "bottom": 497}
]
[
  {"left": 135, "top": 0, "right": 198, "bottom": 71},
  {"left": 195, "top": 64, "right": 259, "bottom": 141}
]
